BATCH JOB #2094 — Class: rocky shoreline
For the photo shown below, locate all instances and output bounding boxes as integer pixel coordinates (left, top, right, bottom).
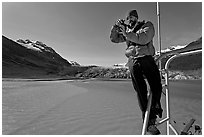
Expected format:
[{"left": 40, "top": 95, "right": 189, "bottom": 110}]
[
  {"left": 168, "top": 70, "right": 202, "bottom": 80},
  {"left": 75, "top": 66, "right": 202, "bottom": 80}
]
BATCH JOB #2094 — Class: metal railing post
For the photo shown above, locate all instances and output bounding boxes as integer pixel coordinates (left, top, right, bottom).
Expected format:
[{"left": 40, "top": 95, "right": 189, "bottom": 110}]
[
  {"left": 142, "top": 92, "right": 152, "bottom": 135},
  {"left": 142, "top": 49, "right": 202, "bottom": 135},
  {"left": 165, "top": 69, "right": 170, "bottom": 134}
]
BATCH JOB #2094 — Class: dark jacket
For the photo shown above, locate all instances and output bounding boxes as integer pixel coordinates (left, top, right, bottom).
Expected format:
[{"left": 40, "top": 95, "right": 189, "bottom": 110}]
[{"left": 110, "top": 20, "right": 155, "bottom": 58}]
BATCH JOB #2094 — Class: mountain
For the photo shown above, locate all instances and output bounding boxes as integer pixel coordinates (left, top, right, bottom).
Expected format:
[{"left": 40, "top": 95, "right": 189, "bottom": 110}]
[
  {"left": 2, "top": 35, "right": 201, "bottom": 80},
  {"left": 159, "top": 37, "right": 201, "bottom": 54},
  {"left": 77, "top": 37, "right": 202, "bottom": 80},
  {"left": 159, "top": 37, "right": 202, "bottom": 70},
  {"left": 69, "top": 61, "right": 80, "bottom": 66},
  {"left": 2, "top": 36, "right": 73, "bottom": 78},
  {"left": 156, "top": 45, "right": 187, "bottom": 54}
]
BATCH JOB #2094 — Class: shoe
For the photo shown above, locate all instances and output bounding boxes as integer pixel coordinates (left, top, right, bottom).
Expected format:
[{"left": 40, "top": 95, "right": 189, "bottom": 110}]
[{"left": 147, "top": 124, "right": 161, "bottom": 135}]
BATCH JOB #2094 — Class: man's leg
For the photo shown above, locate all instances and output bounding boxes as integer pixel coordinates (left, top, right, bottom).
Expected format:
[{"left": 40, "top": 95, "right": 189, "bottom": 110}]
[
  {"left": 128, "top": 57, "right": 161, "bottom": 135},
  {"left": 128, "top": 57, "right": 148, "bottom": 119},
  {"left": 137, "top": 56, "right": 162, "bottom": 135},
  {"left": 140, "top": 56, "right": 163, "bottom": 119}
]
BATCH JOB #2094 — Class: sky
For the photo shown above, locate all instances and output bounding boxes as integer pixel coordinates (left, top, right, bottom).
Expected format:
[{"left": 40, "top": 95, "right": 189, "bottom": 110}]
[{"left": 2, "top": 2, "right": 202, "bottom": 66}]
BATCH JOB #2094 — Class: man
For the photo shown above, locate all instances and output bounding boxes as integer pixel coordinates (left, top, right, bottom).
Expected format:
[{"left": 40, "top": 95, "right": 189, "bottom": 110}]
[{"left": 110, "top": 9, "right": 163, "bottom": 135}]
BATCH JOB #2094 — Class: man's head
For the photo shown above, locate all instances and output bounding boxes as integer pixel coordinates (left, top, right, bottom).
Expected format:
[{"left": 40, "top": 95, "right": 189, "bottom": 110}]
[{"left": 126, "top": 9, "right": 138, "bottom": 28}]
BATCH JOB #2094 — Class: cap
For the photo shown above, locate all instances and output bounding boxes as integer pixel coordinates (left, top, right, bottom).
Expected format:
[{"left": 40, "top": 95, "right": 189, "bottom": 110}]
[{"left": 126, "top": 9, "right": 138, "bottom": 19}]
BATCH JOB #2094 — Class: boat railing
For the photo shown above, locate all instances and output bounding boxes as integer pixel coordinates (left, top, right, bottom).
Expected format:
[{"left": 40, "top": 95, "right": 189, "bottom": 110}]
[{"left": 142, "top": 49, "right": 202, "bottom": 135}]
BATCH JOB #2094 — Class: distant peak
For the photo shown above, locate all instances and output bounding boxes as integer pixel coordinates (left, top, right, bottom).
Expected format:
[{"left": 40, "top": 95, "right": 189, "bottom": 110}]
[{"left": 16, "top": 38, "right": 54, "bottom": 53}]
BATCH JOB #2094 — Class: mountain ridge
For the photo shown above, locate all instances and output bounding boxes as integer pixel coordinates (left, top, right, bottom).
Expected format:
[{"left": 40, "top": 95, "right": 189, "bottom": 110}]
[
  {"left": 76, "top": 37, "right": 202, "bottom": 80},
  {"left": 2, "top": 35, "right": 202, "bottom": 79},
  {"left": 2, "top": 36, "right": 72, "bottom": 78}
]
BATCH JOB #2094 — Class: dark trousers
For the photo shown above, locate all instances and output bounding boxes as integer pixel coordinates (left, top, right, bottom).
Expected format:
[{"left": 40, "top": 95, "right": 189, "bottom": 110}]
[{"left": 128, "top": 55, "right": 163, "bottom": 121}]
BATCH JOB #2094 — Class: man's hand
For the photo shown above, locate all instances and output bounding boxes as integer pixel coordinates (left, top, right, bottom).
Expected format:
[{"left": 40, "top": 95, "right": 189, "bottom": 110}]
[
  {"left": 115, "top": 19, "right": 123, "bottom": 26},
  {"left": 115, "top": 19, "right": 127, "bottom": 36}
]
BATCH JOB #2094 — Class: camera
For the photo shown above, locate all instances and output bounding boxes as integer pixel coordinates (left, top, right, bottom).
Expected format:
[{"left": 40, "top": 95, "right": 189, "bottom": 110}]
[{"left": 119, "top": 19, "right": 127, "bottom": 28}]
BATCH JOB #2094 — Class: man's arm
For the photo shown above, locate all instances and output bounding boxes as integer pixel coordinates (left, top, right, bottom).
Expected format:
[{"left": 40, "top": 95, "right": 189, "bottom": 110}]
[
  {"left": 110, "top": 25, "right": 126, "bottom": 43},
  {"left": 124, "top": 21, "right": 155, "bottom": 45}
]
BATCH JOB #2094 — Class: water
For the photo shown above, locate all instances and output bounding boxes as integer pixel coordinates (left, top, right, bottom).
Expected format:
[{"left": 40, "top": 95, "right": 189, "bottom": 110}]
[
  {"left": 169, "top": 80, "right": 202, "bottom": 100},
  {"left": 2, "top": 79, "right": 202, "bottom": 135}
]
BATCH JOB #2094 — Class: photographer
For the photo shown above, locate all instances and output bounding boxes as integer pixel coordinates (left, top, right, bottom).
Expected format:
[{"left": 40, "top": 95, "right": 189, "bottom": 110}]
[{"left": 110, "top": 9, "right": 163, "bottom": 135}]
